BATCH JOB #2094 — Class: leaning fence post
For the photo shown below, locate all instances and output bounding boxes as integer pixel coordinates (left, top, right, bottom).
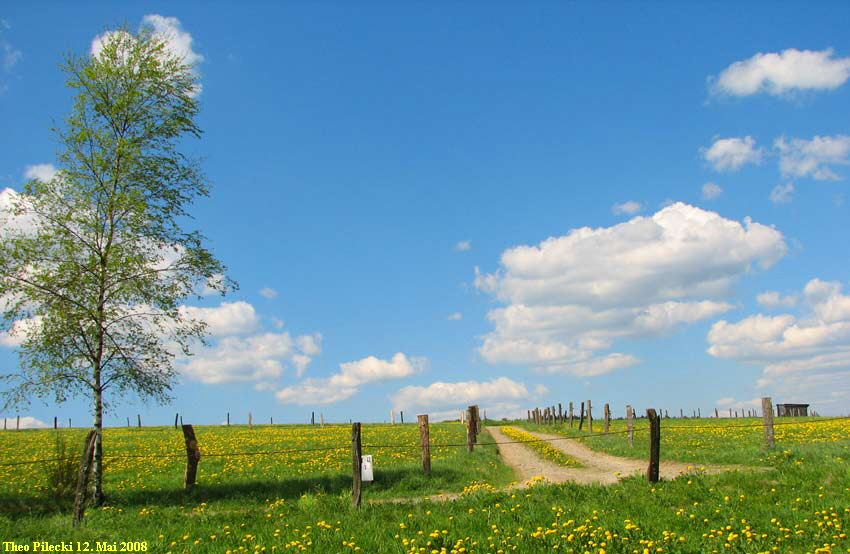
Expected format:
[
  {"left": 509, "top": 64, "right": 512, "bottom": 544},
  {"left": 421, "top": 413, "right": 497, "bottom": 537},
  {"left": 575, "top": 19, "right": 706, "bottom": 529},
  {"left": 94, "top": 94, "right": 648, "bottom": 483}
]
[
  {"left": 626, "top": 404, "right": 634, "bottom": 447},
  {"left": 647, "top": 409, "right": 660, "bottom": 483},
  {"left": 762, "top": 397, "right": 775, "bottom": 449},
  {"left": 73, "top": 430, "right": 98, "bottom": 526},
  {"left": 418, "top": 414, "right": 431, "bottom": 474},
  {"left": 351, "top": 422, "right": 362, "bottom": 508},
  {"left": 182, "top": 424, "right": 201, "bottom": 488}
]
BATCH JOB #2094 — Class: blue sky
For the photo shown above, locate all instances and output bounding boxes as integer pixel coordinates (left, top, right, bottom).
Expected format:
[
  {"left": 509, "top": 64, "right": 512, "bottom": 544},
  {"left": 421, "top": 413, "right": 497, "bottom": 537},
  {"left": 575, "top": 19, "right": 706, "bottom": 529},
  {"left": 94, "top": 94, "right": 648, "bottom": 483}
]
[{"left": 2, "top": 3, "right": 850, "bottom": 428}]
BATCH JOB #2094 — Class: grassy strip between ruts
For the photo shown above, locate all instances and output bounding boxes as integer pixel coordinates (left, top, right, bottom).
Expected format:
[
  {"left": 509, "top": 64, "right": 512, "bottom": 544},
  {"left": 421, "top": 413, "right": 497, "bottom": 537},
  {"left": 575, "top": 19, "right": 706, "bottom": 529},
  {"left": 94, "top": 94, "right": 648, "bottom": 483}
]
[{"left": 499, "top": 426, "right": 582, "bottom": 468}]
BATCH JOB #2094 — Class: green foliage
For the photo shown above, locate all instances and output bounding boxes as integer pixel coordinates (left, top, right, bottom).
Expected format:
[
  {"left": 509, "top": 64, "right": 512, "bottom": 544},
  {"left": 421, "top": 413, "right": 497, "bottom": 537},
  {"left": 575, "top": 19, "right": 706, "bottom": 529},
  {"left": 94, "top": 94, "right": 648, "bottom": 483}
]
[
  {"left": 42, "top": 432, "right": 79, "bottom": 501},
  {"left": 0, "top": 28, "right": 234, "bottom": 410}
]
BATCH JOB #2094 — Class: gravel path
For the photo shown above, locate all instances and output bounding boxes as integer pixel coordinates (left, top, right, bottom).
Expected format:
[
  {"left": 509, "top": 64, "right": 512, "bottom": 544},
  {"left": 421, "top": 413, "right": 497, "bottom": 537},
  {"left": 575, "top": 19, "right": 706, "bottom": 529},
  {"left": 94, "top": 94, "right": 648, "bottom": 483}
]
[{"left": 487, "top": 426, "right": 769, "bottom": 486}]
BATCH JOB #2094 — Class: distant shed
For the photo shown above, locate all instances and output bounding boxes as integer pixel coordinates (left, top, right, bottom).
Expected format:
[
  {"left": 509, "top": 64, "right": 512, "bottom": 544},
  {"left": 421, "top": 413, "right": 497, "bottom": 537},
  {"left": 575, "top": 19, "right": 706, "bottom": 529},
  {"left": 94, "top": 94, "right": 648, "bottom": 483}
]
[{"left": 776, "top": 403, "right": 809, "bottom": 417}]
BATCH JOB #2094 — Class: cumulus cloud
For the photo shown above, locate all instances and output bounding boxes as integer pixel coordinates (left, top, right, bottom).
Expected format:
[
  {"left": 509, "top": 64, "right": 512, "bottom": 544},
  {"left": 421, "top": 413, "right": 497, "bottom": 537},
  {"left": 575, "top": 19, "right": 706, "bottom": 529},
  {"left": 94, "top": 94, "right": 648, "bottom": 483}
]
[
  {"left": 91, "top": 15, "right": 203, "bottom": 96},
  {"left": 711, "top": 48, "right": 850, "bottom": 97},
  {"left": 179, "top": 301, "right": 261, "bottom": 336},
  {"left": 611, "top": 201, "right": 642, "bottom": 216},
  {"left": 701, "top": 182, "right": 723, "bottom": 200},
  {"left": 447, "top": 312, "right": 463, "bottom": 321},
  {"left": 775, "top": 135, "right": 850, "bottom": 181},
  {"left": 770, "top": 183, "right": 795, "bottom": 204},
  {"left": 476, "top": 203, "right": 786, "bottom": 376},
  {"left": 455, "top": 240, "right": 471, "bottom": 252},
  {"left": 390, "top": 377, "right": 540, "bottom": 413},
  {"left": 708, "top": 278, "right": 850, "bottom": 410},
  {"left": 756, "top": 291, "right": 798, "bottom": 309},
  {"left": 702, "top": 136, "right": 763, "bottom": 172},
  {"left": 259, "top": 287, "right": 279, "bottom": 299},
  {"left": 276, "top": 353, "right": 424, "bottom": 405},
  {"left": 182, "top": 330, "right": 322, "bottom": 384},
  {"left": 1, "top": 416, "right": 47, "bottom": 429},
  {"left": 23, "top": 164, "right": 58, "bottom": 183}
]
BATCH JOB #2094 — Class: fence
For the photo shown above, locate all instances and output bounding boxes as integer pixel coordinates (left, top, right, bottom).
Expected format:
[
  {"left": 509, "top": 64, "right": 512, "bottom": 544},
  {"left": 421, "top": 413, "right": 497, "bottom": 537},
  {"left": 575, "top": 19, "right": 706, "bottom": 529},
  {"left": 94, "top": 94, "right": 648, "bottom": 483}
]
[{"left": 2, "top": 400, "right": 848, "bottom": 521}]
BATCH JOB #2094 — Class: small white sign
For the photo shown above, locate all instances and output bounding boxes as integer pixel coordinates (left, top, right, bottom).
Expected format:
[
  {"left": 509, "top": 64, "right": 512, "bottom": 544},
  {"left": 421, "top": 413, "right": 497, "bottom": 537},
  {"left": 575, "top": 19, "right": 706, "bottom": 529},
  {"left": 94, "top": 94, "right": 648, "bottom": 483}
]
[{"left": 361, "top": 454, "right": 374, "bottom": 482}]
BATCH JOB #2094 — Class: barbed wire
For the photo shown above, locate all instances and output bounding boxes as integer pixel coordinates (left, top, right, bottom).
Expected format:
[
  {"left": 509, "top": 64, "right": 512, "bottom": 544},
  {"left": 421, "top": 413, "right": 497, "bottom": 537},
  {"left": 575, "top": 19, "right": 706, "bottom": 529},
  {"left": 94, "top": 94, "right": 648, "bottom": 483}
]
[{"left": 0, "top": 416, "right": 847, "bottom": 468}]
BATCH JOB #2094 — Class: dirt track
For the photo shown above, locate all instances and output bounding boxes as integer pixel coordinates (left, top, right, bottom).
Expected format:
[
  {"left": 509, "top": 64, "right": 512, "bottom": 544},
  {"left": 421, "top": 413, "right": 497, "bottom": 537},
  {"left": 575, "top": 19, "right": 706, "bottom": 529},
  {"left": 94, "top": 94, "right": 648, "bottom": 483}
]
[{"left": 487, "top": 426, "right": 769, "bottom": 487}]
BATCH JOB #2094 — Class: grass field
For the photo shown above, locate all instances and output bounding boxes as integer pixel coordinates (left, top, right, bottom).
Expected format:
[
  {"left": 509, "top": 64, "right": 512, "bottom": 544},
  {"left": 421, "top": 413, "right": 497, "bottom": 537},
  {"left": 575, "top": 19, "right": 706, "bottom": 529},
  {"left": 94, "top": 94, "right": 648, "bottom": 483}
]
[{"left": 0, "top": 417, "right": 848, "bottom": 553}]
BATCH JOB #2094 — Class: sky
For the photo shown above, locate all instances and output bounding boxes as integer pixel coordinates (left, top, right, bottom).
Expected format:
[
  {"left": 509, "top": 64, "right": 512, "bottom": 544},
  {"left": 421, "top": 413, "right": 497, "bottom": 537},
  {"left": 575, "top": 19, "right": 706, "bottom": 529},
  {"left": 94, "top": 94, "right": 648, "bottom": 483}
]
[{"left": 1, "top": 2, "right": 850, "bottom": 428}]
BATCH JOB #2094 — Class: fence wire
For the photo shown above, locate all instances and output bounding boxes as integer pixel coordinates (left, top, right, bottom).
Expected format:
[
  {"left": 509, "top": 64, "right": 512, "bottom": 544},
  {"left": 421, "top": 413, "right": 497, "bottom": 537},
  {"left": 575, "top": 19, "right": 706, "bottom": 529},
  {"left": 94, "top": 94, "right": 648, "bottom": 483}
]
[{"left": 0, "top": 415, "right": 848, "bottom": 468}]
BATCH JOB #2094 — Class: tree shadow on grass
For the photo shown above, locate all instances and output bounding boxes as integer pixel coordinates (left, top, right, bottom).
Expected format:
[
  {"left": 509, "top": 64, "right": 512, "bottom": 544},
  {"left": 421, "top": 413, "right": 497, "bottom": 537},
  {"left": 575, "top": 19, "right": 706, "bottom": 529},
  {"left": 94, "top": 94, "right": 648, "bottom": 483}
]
[{"left": 0, "top": 466, "right": 463, "bottom": 519}]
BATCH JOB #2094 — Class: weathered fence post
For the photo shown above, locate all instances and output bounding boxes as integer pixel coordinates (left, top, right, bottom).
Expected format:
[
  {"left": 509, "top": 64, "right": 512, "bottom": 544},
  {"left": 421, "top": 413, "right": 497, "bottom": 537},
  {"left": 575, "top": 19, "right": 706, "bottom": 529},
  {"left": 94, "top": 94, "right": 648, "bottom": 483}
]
[
  {"left": 72, "top": 430, "right": 98, "bottom": 526},
  {"left": 697, "top": 408, "right": 701, "bottom": 419},
  {"left": 578, "top": 401, "right": 585, "bottom": 430},
  {"left": 558, "top": 403, "right": 563, "bottom": 423},
  {"left": 647, "top": 409, "right": 660, "bottom": 483},
  {"left": 467, "top": 406, "right": 476, "bottom": 452},
  {"left": 626, "top": 404, "right": 634, "bottom": 447},
  {"left": 351, "top": 422, "right": 362, "bottom": 508},
  {"left": 391, "top": 410, "right": 395, "bottom": 425},
  {"left": 320, "top": 413, "right": 325, "bottom": 427},
  {"left": 174, "top": 413, "right": 179, "bottom": 429},
  {"left": 587, "top": 400, "right": 593, "bottom": 432},
  {"left": 604, "top": 403, "right": 610, "bottom": 434},
  {"left": 16, "top": 415, "right": 20, "bottom": 430},
  {"left": 227, "top": 412, "right": 230, "bottom": 426},
  {"left": 182, "top": 424, "right": 201, "bottom": 488},
  {"left": 418, "top": 414, "right": 431, "bottom": 474},
  {"left": 714, "top": 408, "right": 718, "bottom": 418},
  {"left": 311, "top": 412, "right": 315, "bottom": 425},
  {"left": 762, "top": 397, "right": 775, "bottom": 449},
  {"left": 400, "top": 411, "right": 404, "bottom": 424},
  {"left": 248, "top": 412, "right": 253, "bottom": 428},
  {"left": 569, "top": 402, "right": 574, "bottom": 428},
  {"left": 137, "top": 414, "right": 141, "bottom": 428},
  {"left": 126, "top": 417, "right": 130, "bottom": 428}
]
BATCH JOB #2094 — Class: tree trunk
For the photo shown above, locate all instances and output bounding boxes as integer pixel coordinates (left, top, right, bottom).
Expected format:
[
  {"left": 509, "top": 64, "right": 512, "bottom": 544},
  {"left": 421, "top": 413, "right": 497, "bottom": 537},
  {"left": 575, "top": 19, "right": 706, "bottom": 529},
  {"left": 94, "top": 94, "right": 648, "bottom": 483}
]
[{"left": 92, "top": 383, "right": 104, "bottom": 506}]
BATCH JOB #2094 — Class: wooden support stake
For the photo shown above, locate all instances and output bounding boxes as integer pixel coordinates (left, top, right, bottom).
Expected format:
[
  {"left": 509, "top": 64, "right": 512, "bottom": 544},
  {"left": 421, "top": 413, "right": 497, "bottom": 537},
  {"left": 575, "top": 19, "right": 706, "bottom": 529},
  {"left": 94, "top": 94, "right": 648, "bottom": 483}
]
[
  {"left": 72, "top": 430, "right": 97, "bottom": 526},
  {"left": 400, "top": 411, "right": 404, "bottom": 424},
  {"left": 351, "top": 422, "right": 362, "bottom": 508},
  {"left": 174, "top": 413, "right": 179, "bottom": 429},
  {"left": 680, "top": 408, "right": 683, "bottom": 418},
  {"left": 626, "top": 404, "right": 634, "bottom": 447},
  {"left": 391, "top": 410, "right": 395, "bottom": 425},
  {"left": 558, "top": 403, "right": 563, "bottom": 423},
  {"left": 714, "top": 408, "right": 718, "bottom": 418},
  {"left": 569, "top": 402, "right": 574, "bottom": 428},
  {"left": 418, "top": 414, "right": 431, "bottom": 474},
  {"left": 126, "top": 417, "right": 129, "bottom": 428},
  {"left": 248, "top": 412, "right": 253, "bottom": 428},
  {"left": 311, "top": 411, "right": 315, "bottom": 425},
  {"left": 16, "top": 415, "right": 19, "bottom": 430},
  {"left": 587, "top": 400, "right": 593, "bottom": 432},
  {"left": 466, "top": 406, "right": 476, "bottom": 452},
  {"left": 604, "top": 403, "right": 610, "bottom": 434},
  {"left": 137, "top": 414, "right": 141, "bottom": 428},
  {"left": 54, "top": 416, "right": 57, "bottom": 430},
  {"left": 182, "top": 424, "right": 201, "bottom": 488},
  {"left": 321, "top": 413, "right": 325, "bottom": 427},
  {"left": 762, "top": 397, "right": 775, "bottom": 449},
  {"left": 578, "top": 402, "right": 585, "bottom": 430},
  {"left": 227, "top": 412, "right": 230, "bottom": 426},
  {"left": 647, "top": 409, "right": 660, "bottom": 483}
]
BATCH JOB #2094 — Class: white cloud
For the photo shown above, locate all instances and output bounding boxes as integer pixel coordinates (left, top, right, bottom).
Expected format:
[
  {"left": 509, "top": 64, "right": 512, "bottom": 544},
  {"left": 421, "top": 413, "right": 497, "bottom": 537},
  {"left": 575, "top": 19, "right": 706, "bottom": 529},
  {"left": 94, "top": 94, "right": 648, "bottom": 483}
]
[
  {"left": 701, "top": 182, "right": 723, "bottom": 200},
  {"left": 91, "top": 15, "right": 203, "bottom": 97},
  {"left": 711, "top": 48, "right": 850, "bottom": 97},
  {"left": 756, "top": 291, "right": 798, "bottom": 309},
  {"left": 476, "top": 203, "right": 786, "bottom": 376},
  {"left": 775, "top": 135, "right": 850, "bottom": 181},
  {"left": 390, "top": 377, "right": 539, "bottom": 413},
  {"left": 0, "top": 316, "right": 42, "bottom": 347},
  {"left": 708, "top": 278, "right": 850, "bottom": 411},
  {"left": 23, "top": 164, "right": 58, "bottom": 183},
  {"left": 611, "top": 201, "right": 642, "bottom": 216},
  {"left": 770, "top": 183, "right": 795, "bottom": 204},
  {"left": 1, "top": 21, "right": 21, "bottom": 72},
  {"left": 1, "top": 416, "right": 47, "bottom": 429},
  {"left": 259, "top": 287, "right": 279, "bottom": 299},
  {"left": 182, "top": 330, "right": 322, "bottom": 384},
  {"left": 447, "top": 312, "right": 463, "bottom": 321},
  {"left": 702, "top": 136, "right": 763, "bottom": 172},
  {"left": 276, "top": 352, "right": 424, "bottom": 405},
  {"left": 179, "top": 301, "right": 260, "bottom": 336},
  {"left": 455, "top": 240, "right": 471, "bottom": 252},
  {"left": 199, "top": 273, "right": 225, "bottom": 296}
]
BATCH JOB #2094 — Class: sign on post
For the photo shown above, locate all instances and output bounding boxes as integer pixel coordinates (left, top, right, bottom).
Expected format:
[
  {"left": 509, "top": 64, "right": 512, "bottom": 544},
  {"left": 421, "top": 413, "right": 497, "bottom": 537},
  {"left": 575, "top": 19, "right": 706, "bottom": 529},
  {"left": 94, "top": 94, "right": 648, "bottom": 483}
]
[{"left": 361, "top": 454, "right": 374, "bottom": 482}]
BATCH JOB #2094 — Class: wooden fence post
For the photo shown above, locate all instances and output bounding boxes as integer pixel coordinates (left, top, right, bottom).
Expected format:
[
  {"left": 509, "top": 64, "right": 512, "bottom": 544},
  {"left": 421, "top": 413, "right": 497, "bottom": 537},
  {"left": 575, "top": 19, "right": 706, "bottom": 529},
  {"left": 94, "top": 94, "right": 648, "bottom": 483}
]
[
  {"left": 578, "top": 402, "right": 585, "bottom": 430},
  {"left": 604, "top": 403, "right": 610, "bottom": 434},
  {"left": 182, "top": 424, "right": 201, "bottom": 488},
  {"left": 762, "top": 397, "right": 775, "bottom": 449},
  {"left": 391, "top": 410, "right": 395, "bottom": 425},
  {"left": 626, "top": 404, "right": 634, "bottom": 447},
  {"left": 137, "top": 414, "right": 141, "bottom": 428},
  {"left": 418, "top": 414, "right": 431, "bottom": 474},
  {"left": 569, "top": 402, "right": 574, "bottom": 428},
  {"left": 558, "top": 403, "right": 563, "bottom": 423},
  {"left": 174, "top": 413, "right": 179, "bottom": 429},
  {"left": 321, "top": 413, "right": 325, "bottom": 426},
  {"left": 311, "top": 412, "right": 315, "bottom": 425},
  {"left": 714, "top": 408, "right": 718, "bottom": 418},
  {"left": 72, "top": 430, "right": 97, "bottom": 526},
  {"left": 227, "top": 412, "right": 230, "bottom": 426},
  {"left": 248, "top": 412, "right": 253, "bottom": 428},
  {"left": 126, "top": 417, "right": 130, "bottom": 428},
  {"left": 351, "top": 422, "right": 362, "bottom": 508},
  {"left": 16, "top": 415, "right": 19, "bottom": 430},
  {"left": 466, "top": 406, "right": 476, "bottom": 452},
  {"left": 401, "top": 411, "right": 404, "bottom": 424},
  {"left": 587, "top": 400, "right": 593, "bottom": 432},
  {"left": 647, "top": 409, "right": 660, "bottom": 483}
]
